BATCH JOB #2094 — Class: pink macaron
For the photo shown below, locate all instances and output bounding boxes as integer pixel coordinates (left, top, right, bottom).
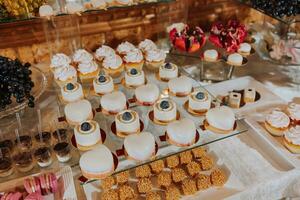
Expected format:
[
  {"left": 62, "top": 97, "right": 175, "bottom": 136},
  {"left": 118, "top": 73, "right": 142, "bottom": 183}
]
[
  {"left": 24, "top": 177, "right": 41, "bottom": 194},
  {"left": 24, "top": 192, "right": 44, "bottom": 200},
  {"left": 39, "top": 173, "right": 57, "bottom": 195},
  {"left": 0, "top": 192, "right": 23, "bottom": 200}
]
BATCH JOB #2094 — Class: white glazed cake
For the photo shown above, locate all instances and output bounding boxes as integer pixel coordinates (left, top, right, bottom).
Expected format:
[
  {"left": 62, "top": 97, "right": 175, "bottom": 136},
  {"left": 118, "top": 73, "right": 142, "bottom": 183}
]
[
  {"left": 188, "top": 91, "right": 211, "bottom": 112},
  {"left": 61, "top": 82, "right": 84, "bottom": 103},
  {"left": 168, "top": 76, "right": 193, "bottom": 96},
  {"left": 135, "top": 84, "right": 159, "bottom": 106},
  {"left": 153, "top": 99, "right": 177, "bottom": 123},
  {"left": 74, "top": 120, "right": 101, "bottom": 150},
  {"left": 203, "top": 49, "right": 218, "bottom": 61},
  {"left": 227, "top": 53, "right": 243, "bottom": 66},
  {"left": 125, "top": 68, "right": 145, "bottom": 87},
  {"left": 100, "top": 91, "right": 127, "bottom": 115},
  {"left": 124, "top": 132, "right": 155, "bottom": 161},
  {"left": 265, "top": 109, "right": 290, "bottom": 136},
  {"left": 93, "top": 74, "right": 114, "bottom": 95},
  {"left": 228, "top": 92, "right": 241, "bottom": 109},
  {"left": 283, "top": 126, "right": 300, "bottom": 153},
  {"left": 287, "top": 103, "right": 300, "bottom": 122},
  {"left": 64, "top": 99, "right": 93, "bottom": 126},
  {"left": 115, "top": 110, "right": 140, "bottom": 137},
  {"left": 166, "top": 118, "right": 196, "bottom": 147},
  {"left": 205, "top": 106, "right": 235, "bottom": 134},
  {"left": 238, "top": 43, "right": 251, "bottom": 55},
  {"left": 159, "top": 62, "right": 178, "bottom": 81},
  {"left": 79, "top": 145, "right": 114, "bottom": 179},
  {"left": 244, "top": 88, "right": 256, "bottom": 103}
]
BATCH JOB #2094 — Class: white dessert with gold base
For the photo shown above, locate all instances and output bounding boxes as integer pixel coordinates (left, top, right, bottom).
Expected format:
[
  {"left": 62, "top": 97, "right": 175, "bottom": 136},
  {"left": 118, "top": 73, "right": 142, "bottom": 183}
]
[
  {"left": 287, "top": 103, "right": 300, "bottom": 123},
  {"left": 159, "top": 63, "right": 178, "bottom": 81},
  {"left": 238, "top": 43, "right": 251, "bottom": 55},
  {"left": 168, "top": 76, "right": 193, "bottom": 97},
  {"left": 265, "top": 110, "right": 290, "bottom": 136},
  {"left": 154, "top": 99, "right": 177, "bottom": 123},
  {"left": 74, "top": 120, "right": 101, "bottom": 151},
  {"left": 188, "top": 91, "right": 211, "bottom": 113},
  {"left": 124, "top": 68, "right": 145, "bottom": 87},
  {"left": 93, "top": 74, "right": 114, "bottom": 95},
  {"left": 284, "top": 126, "right": 300, "bottom": 153},
  {"left": 204, "top": 49, "right": 218, "bottom": 62},
  {"left": 61, "top": 82, "right": 84, "bottom": 103},
  {"left": 227, "top": 53, "right": 243, "bottom": 66},
  {"left": 124, "top": 132, "right": 156, "bottom": 161},
  {"left": 64, "top": 100, "right": 93, "bottom": 126},
  {"left": 135, "top": 84, "right": 159, "bottom": 106},
  {"left": 101, "top": 91, "right": 127, "bottom": 115},
  {"left": 115, "top": 110, "right": 140, "bottom": 137}
]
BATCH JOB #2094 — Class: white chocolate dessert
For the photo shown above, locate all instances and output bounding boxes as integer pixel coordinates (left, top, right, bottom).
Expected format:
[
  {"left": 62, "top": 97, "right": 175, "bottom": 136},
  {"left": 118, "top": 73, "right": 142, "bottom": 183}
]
[
  {"left": 153, "top": 99, "right": 177, "bottom": 123},
  {"left": 61, "top": 82, "right": 84, "bottom": 103},
  {"left": 100, "top": 91, "right": 127, "bottom": 115},
  {"left": 203, "top": 49, "right": 218, "bottom": 61},
  {"left": 159, "top": 62, "right": 178, "bottom": 81},
  {"left": 166, "top": 118, "right": 196, "bottom": 147},
  {"left": 138, "top": 39, "right": 157, "bottom": 53},
  {"left": 287, "top": 103, "right": 300, "bottom": 122},
  {"left": 238, "top": 43, "right": 251, "bottom": 55},
  {"left": 79, "top": 145, "right": 114, "bottom": 179},
  {"left": 95, "top": 45, "right": 115, "bottom": 61},
  {"left": 228, "top": 92, "right": 241, "bottom": 109},
  {"left": 115, "top": 110, "right": 140, "bottom": 137},
  {"left": 244, "top": 88, "right": 256, "bottom": 103},
  {"left": 227, "top": 53, "right": 243, "bottom": 66},
  {"left": 124, "top": 132, "right": 156, "bottom": 161},
  {"left": 93, "top": 74, "right": 114, "bottom": 95},
  {"left": 74, "top": 120, "right": 101, "bottom": 150},
  {"left": 135, "top": 84, "right": 160, "bottom": 106},
  {"left": 64, "top": 99, "right": 93, "bottom": 126},
  {"left": 205, "top": 106, "right": 236, "bottom": 134},
  {"left": 125, "top": 68, "right": 145, "bottom": 87},
  {"left": 283, "top": 126, "right": 300, "bottom": 153},
  {"left": 168, "top": 76, "right": 193, "bottom": 96},
  {"left": 265, "top": 109, "right": 290, "bottom": 136},
  {"left": 188, "top": 91, "right": 211, "bottom": 112}
]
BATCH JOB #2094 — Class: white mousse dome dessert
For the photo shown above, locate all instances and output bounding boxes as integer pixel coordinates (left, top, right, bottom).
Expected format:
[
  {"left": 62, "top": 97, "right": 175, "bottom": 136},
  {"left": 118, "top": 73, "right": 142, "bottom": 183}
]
[
  {"left": 61, "top": 82, "right": 84, "bottom": 103},
  {"left": 74, "top": 120, "right": 101, "bottom": 151},
  {"left": 124, "top": 68, "right": 145, "bottom": 88},
  {"left": 135, "top": 84, "right": 160, "bottom": 106},
  {"left": 79, "top": 145, "right": 114, "bottom": 179},
  {"left": 166, "top": 118, "right": 196, "bottom": 147},
  {"left": 168, "top": 76, "right": 193, "bottom": 97},
  {"left": 101, "top": 91, "right": 127, "bottom": 115},
  {"left": 238, "top": 43, "right": 251, "bottom": 55},
  {"left": 265, "top": 109, "right": 290, "bottom": 136},
  {"left": 283, "top": 126, "right": 300, "bottom": 153},
  {"left": 153, "top": 99, "right": 177, "bottom": 124},
  {"left": 188, "top": 91, "right": 211, "bottom": 113},
  {"left": 205, "top": 106, "right": 236, "bottom": 134},
  {"left": 124, "top": 132, "right": 156, "bottom": 161},
  {"left": 203, "top": 49, "right": 219, "bottom": 62},
  {"left": 116, "top": 110, "right": 140, "bottom": 137},
  {"left": 64, "top": 99, "right": 93, "bottom": 126},
  {"left": 93, "top": 74, "right": 114, "bottom": 95},
  {"left": 159, "top": 62, "right": 178, "bottom": 81},
  {"left": 227, "top": 53, "right": 243, "bottom": 66}
]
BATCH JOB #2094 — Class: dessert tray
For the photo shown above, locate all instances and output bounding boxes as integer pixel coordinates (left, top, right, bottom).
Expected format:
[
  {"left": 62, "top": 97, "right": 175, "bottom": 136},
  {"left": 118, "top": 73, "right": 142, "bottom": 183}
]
[{"left": 0, "top": 166, "right": 77, "bottom": 200}]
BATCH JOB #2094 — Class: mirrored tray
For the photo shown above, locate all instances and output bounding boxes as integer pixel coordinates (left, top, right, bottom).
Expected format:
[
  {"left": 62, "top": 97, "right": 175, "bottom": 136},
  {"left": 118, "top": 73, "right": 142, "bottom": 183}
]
[{"left": 0, "top": 66, "right": 47, "bottom": 119}]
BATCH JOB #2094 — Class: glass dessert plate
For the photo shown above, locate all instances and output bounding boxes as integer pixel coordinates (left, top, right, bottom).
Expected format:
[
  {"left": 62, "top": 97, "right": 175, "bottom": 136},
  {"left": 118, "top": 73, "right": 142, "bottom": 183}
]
[{"left": 0, "top": 66, "right": 47, "bottom": 119}]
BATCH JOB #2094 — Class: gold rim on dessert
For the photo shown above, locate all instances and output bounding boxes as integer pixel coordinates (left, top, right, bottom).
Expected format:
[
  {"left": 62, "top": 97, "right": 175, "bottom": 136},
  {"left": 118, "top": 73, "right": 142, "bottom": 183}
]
[
  {"left": 183, "top": 101, "right": 214, "bottom": 116},
  {"left": 110, "top": 120, "right": 144, "bottom": 138},
  {"left": 148, "top": 110, "right": 180, "bottom": 126},
  {"left": 120, "top": 78, "right": 148, "bottom": 89},
  {"left": 71, "top": 128, "right": 106, "bottom": 151},
  {"left": 203, "top": 120, "right": 236, "bottom": 134},
  {"left": 165, "top": 88, "right": 194, "bottom": 98},
  {"left": 155, "top": 72, "right": 180, "bottom": 82},
  {"left": 90, "top": 85, "right": 119, "bottom": 97},
  {"left": 165, "top": 130, "right": 200, "bottom": 147}
]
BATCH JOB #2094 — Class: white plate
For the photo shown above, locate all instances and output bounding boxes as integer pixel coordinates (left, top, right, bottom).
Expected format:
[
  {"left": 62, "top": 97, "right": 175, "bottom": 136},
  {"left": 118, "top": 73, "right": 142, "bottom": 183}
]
[{"left": 204, "top": 76, "right": 286, "bottom": 115}]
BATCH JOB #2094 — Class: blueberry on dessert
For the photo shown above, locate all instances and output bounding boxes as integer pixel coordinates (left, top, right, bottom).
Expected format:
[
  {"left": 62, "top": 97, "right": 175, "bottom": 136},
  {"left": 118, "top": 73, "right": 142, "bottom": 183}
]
[
  {"left": 160, "top": 100, "right": 170, "bottom": 110},
  {"left": 122, "top": 111, "right": 133, "bottom": 121},
  {"left": 66, "top": 83, "right": 75, "bottom": 91},
  {"left": 81, "top": 122, "right": 91, "bottom": 132},
  {"left": 196, "top": 92, "right": 205, "bottom": 100},
  {"left": 130, "top": 68, "right": 138, "bottom": 75},
  {"left": 98, "top": 75, "right": 107, "bottom": 83},
  {"left": 164, "top": 63, "right": 172, "bottom": 69}
]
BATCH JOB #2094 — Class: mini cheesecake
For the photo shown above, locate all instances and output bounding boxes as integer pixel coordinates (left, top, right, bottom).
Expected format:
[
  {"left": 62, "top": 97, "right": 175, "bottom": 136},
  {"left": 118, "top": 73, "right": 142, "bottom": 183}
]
[
  {"left": 135, "top": 84, "right": 160, "bottom": 106},
  {"left": 93, "top": 74, "right": 114, "bottom": 95},
  {"left": 159, "top": 62, "right": 178, "bottom": 81},
  {"left": 61, "top": 82, "right": 84, "bottom": 103},
  {"left": 168, "top": 76, "right": 193, "bottom": 97},
  {"left": 227, "top": 53, "right": 243, "bottom": 66},
  {"left": 74, "top": 120, "right": 101, "bottom": 151},
  {"left": 153, "top": 99, "right": 177, "bottom": 124},
  {"left": 124, "top": 132, "right": 156, "bottom": 161},
  {"left": 115, "top": 110, "right": 140, "bottom": 137},
  {"left": 238, "top": 43, "right": 251, "bottom": 56},
  {"left": 64, "top": 100, "right": 93, "bottom": 126},
  {"left": 203, "top": 49, "right": 218, "bottom": 62},
  {"left": 265, "top": 109, "right": 290, "bottom": 136},
  {"left": 205, "top": 106, "right": 235, "bottom": 134},
  {"left": 100, "top": 91, "right": 127, "bottom": 115},
  {"left": 283, "top": 126, "right": 300, "bottom": 153},
  {"left": 124, "top": 68, "right": 145, "bottom": 88},
  {"left": 188, "top": 91, "right": 211, "bottom": 113}
]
